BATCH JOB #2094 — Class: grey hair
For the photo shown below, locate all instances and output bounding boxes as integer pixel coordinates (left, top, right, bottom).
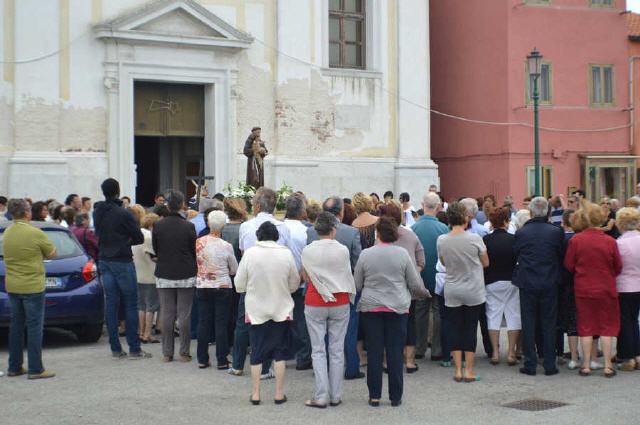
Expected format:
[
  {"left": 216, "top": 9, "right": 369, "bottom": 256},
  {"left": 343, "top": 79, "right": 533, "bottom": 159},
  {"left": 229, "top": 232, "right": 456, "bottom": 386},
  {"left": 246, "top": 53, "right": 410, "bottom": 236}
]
[
  {"left": 285, "top": 195, "right": 306, "bottom": 219},
  {"left": 513, "top": 209, "right": 531, "bottom": 230},
  {"left": 314, "top": 211, "right": 338, "bottom": 236},
  {"left": 8, "top": 198, "right": 30, "bottom": 219},
  {"left": 48, "top": 201, "right": 61, "bottom": 216},
  {"left": 322, "top": 196, "right": 344, "bottom": 217},
  {"left": 422, "top": 192, "right": 441, "bottom": 210},
  {"left": 459, "top": 198, "right": 479, "bottom": 217},
  {"left": 254, "top": 187, "right": 277, "bottom": 214},
  {"left": 207, "top": 210, "right": 227, "bottom": 233},
  {"left": 529, "top": 196, "right": 549, "bottom": 218},
  {"left": 199, "top": 197, "right": 223, "bottom": 213},
  {"left": 610, "top": 198, "right": 620, "bottom": 209},
  {"left": 74, "top": 212, "right": 90, "bottom": 227},
  {"left": 164, "top": 190, "right": 185, "bottom": 213}
]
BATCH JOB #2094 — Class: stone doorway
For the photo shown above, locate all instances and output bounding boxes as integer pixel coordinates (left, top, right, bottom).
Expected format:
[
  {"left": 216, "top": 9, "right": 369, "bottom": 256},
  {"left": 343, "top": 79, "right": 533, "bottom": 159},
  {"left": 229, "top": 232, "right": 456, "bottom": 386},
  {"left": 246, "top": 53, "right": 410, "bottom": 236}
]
[{"left": 133, "top": 81, "right": 205, "bottom": 206}]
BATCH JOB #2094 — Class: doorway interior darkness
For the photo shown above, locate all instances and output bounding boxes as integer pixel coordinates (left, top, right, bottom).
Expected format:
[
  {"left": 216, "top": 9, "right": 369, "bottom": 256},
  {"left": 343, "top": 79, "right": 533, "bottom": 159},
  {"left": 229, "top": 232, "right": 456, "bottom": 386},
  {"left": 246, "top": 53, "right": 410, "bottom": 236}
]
[{"left": 134, "top": 81, "right": 205, "bottom": 206}]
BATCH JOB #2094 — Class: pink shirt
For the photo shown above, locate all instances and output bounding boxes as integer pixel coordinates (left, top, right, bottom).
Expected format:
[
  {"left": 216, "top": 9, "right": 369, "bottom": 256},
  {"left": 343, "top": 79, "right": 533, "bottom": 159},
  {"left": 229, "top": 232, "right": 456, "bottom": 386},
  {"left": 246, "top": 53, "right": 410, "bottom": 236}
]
[{"left": 616, "top": 230, "right": 640, "bottom": 293}]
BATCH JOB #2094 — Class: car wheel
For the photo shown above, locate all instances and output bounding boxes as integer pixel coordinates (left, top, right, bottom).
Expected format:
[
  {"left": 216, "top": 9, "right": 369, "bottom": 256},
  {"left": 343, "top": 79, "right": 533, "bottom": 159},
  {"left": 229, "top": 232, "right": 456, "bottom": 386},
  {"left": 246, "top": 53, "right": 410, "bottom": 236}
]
[{"left": 75, "top": 323, "right": 104, "bottom": 343}]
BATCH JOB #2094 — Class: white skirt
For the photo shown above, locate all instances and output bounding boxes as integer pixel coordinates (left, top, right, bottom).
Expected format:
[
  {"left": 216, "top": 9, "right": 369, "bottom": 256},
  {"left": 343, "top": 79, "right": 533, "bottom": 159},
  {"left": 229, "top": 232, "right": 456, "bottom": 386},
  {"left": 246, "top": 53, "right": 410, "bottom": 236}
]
[{"left": 485, "top": 280, "right": 521, "bottom": 330}]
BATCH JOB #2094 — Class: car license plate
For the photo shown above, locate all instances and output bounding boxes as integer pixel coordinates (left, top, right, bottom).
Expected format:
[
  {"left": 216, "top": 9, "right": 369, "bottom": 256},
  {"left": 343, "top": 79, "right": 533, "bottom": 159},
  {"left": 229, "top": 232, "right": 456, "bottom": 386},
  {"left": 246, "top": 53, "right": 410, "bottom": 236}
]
[{"left": 45, "top": 277, "right": 62, "bottom": 289}]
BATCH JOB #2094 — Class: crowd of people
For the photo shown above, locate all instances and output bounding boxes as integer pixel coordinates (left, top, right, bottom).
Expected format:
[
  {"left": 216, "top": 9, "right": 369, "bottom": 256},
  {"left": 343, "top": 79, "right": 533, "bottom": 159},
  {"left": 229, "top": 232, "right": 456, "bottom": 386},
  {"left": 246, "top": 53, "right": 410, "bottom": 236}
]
[{"left": 1, "top": 181, "right": 640, "bottom": 407}]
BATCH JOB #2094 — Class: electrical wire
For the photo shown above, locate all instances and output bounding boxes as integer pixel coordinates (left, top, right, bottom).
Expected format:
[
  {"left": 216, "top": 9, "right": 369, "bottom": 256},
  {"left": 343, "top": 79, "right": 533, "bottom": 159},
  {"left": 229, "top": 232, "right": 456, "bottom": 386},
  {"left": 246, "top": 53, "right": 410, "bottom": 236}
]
[
  {"left": 0, "top": 30, "right": 89, "bottom": 64},
  {"left": 253, "top": 37, "right": 631, "bottom": 134},
  {"left": 0, "top": 27, "right": 632, "bottom": 134}
]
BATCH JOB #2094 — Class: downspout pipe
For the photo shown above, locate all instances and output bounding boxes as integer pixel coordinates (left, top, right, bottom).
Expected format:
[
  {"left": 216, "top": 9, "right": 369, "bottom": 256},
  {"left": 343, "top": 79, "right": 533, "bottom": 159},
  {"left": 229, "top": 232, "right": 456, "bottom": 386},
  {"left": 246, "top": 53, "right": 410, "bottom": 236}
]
[{"left": 629, "top": 56, "right": 640, "bottom": 149}]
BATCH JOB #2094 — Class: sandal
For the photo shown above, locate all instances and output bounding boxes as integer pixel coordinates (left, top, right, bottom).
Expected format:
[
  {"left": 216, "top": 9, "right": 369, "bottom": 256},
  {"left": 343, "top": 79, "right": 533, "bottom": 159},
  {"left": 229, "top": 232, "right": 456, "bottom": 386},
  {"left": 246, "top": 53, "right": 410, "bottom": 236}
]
[
  {"left": 463, "top": 375, "right": 481, "bottom": 383},
  {"left": 305, "top": 400, "right": 327, "bottom": 409},
  {"left": 453, "top": 374, "right": 463, "bottom": 382},
  {"left": 507, "top": 357, "right": 518, "bottom": 366},
  {"left": 489, "top": 358, "right": 500, "bottom": 366},
  {"left": 603, "top": 367, "right": 617, "bottom": 378},
  {"left": 578, "top": 368, "right": 591, "bottom": 377}
]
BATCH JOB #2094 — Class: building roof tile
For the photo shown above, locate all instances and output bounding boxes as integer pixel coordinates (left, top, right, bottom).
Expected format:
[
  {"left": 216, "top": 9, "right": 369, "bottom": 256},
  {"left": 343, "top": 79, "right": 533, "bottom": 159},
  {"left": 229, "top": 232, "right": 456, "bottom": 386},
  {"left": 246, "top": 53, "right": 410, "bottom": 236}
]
[{"left": 627, "top": 13, "right": 640, "bottom": 40}]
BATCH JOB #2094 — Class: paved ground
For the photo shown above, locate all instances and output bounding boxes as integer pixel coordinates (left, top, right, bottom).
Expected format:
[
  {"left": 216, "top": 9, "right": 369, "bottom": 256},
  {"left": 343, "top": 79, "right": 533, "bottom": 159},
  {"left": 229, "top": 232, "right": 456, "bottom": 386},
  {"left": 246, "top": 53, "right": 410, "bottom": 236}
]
[{"left": 0, "top": 329, "right": 637, "bottom": 425}]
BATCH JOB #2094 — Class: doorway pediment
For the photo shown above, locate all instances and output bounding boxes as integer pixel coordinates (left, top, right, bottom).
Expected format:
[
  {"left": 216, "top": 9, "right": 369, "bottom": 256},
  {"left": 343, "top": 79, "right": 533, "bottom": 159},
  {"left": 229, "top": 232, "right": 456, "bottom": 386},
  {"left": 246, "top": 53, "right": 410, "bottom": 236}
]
[{"left": 94, "top": 0, "right": 252, "bottom": 49}]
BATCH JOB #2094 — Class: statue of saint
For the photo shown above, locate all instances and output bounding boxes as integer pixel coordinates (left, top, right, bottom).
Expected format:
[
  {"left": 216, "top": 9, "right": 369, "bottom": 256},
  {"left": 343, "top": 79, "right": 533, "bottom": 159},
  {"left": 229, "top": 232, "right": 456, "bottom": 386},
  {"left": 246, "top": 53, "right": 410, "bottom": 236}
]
[{"left": 243, "top": 126, "right": 268, "bottom": 189}]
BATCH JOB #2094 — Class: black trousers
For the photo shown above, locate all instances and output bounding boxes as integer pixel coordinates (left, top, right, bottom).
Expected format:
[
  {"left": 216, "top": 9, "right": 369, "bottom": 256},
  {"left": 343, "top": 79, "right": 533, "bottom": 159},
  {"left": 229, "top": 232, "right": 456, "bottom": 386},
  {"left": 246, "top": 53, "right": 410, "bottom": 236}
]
[
  {"left": 196, "top": 288, "right": 232, "bottom": 366},
  {"left": 361, "top": 312, "right": 407, "bottom": 403},
  {"left": 446, "top": 304, "right": 482, "bottom": 353},
  {"left": 520, "top": 288, "right": 558, "bottom": 373},
  {"left": 617, "top": 292, "right": 640, "bottom": 360},
  {"left": 478, "top": 303, "right": 493, "bottom": 357},
  {"left": 436, "top": 295, "right": 450, "bottom": 361},
  {"left": 405, "top": 300, "right": 417, "bottom": 346}
]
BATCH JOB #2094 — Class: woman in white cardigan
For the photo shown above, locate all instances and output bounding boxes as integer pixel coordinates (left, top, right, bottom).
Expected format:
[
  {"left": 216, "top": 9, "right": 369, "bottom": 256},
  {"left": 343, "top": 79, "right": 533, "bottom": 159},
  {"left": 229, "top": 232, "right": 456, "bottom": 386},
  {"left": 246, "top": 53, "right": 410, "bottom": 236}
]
[{"left": 235, "top": 221, "right": 299, "bottom": 406}]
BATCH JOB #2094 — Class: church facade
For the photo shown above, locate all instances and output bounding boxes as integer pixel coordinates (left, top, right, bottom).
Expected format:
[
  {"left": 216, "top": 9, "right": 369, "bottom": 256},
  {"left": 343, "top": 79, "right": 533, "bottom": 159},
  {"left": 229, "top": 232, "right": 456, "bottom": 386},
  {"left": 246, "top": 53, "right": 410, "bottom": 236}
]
[{"left": 0, "top": 0, "right": 436, "bottom": 205}]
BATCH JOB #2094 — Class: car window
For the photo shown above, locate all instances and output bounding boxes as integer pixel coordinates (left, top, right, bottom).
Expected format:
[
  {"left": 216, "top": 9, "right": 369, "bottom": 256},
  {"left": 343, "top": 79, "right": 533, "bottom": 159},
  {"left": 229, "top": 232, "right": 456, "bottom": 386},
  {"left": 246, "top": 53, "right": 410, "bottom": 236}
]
[{"left": 0, "top": 228, "right": 83, "bottom": 258}]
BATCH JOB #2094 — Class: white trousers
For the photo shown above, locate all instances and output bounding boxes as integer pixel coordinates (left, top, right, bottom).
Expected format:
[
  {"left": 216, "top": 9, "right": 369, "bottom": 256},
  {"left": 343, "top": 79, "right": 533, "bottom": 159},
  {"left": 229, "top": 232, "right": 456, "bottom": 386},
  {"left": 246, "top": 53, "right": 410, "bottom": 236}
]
[{"left": 485, "top": 280, "right": 521, "bottom": 330}]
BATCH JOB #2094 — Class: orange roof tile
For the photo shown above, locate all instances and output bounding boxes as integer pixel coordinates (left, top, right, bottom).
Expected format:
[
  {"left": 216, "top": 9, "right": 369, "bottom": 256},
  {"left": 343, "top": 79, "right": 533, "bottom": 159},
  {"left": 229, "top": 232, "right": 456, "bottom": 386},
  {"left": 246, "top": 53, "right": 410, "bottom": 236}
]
[{"left": 628, "top": 13, "right": 640, "bottom": 39}]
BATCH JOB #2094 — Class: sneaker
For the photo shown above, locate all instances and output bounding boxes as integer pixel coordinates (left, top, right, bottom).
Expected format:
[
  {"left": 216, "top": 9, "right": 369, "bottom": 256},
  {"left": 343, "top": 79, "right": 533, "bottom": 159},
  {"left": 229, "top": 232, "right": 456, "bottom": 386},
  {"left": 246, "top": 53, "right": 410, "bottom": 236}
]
[
  {"left": 589, "top": 361, "right": 604, "bottom": 370},
  {"left": 260, "top": 370, "right": 275, "bottom": 380},
  {"left": 567, "top": 360, "right": 578, "bottom": 370},
  {"left": 112, "top": 351, "right": 128, "bottom": 360},
  {"left": 28, "top": 370, "right": 56, "bottom": 380},
  {"left": 7, "top": 368, "right": 27, "bottom": 377},
  {"left": 228, "top": 367, "right": 244, "bottom": 376},
  {"left": 128, "top": 350, "right": 152, "bottom": 360}
]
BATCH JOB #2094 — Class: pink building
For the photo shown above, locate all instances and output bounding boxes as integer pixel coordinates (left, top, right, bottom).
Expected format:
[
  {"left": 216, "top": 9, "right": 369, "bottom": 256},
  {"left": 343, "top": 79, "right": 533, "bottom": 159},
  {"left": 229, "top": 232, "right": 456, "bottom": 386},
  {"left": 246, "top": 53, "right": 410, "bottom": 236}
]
[{"left": 430, "top": 0, "right": 638, "bottom": 205}]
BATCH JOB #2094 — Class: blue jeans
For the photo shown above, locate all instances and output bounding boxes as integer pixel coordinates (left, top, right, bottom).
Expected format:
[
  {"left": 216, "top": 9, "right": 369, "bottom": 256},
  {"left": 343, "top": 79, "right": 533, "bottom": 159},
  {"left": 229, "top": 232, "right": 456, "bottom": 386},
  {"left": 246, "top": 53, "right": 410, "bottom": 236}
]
[
  {"left": 8, "top": 292, "right": 45, "bottom": 375},
  {"left": 344, "top": 295, "right": 361, "bottom": 378},
  {"left": 99, "top": 261, "right": 140, "bottom": 354},
  {"left": 231, "top": 295, "right": 269, "bottom": 374},
  {"left": 291, "top": 288, "right": 311, "bottom": 366}
]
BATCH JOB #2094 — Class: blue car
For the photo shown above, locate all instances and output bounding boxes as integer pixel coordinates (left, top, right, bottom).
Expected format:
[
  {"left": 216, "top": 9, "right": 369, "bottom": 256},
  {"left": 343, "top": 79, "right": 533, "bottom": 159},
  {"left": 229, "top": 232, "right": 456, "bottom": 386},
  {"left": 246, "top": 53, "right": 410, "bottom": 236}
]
[{"left": 0, "top": 221, "right": 104, "bottom": 342}]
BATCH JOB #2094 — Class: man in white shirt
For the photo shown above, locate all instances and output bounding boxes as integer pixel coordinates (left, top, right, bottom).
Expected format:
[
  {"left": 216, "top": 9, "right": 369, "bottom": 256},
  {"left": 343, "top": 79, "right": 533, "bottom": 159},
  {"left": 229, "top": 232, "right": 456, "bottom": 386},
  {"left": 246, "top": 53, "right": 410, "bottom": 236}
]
[
  {"left": 400, "top": 192, "right": 416, "bottom": 227},
  {"left": 283, "top": 194, "right": 312, "bottom": 370},
  {"left": 238, "top": 187, "right": 291, "bottom": 252},
  {"left": 231, "top": 187, "right": 292, "bottom": 379}
]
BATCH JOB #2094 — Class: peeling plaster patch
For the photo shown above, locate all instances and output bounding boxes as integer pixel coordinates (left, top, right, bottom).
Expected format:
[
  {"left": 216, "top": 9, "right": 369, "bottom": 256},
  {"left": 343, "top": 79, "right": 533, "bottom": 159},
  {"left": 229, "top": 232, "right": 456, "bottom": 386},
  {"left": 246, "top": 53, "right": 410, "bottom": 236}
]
[
  {"left": 14, "top": 97, "right": 107, "bottom": 152},
  {"left": 0, "top": 97, "right": 14, "bottom": 151},
  {"left": 59, "top": 106, "right": 107, "bottom": 151},
  {"left": 335, "top": 105, "right": 370, "bottom": 130},
  {"left": 234, "top": 53, "right": 276, "bottom": 154}
]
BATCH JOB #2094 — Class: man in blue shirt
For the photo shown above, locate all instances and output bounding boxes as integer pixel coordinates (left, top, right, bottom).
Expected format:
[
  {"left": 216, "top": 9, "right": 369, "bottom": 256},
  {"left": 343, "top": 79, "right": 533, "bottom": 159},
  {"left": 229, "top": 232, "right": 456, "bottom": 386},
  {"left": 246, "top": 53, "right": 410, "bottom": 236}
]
[{"left": 411, "top": 192, "right": 449, "bottom": 361}]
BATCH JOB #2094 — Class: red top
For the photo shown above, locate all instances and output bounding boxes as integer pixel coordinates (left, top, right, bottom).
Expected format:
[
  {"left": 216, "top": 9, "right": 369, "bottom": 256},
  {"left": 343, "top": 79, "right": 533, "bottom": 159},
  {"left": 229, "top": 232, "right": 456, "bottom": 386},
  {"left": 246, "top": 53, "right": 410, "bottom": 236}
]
[
  {"left": 305, "top": 281, "right": 350, "bottom": 307},
  {"left": 564, "top": 228, "right": 622, "bottom": 299}
]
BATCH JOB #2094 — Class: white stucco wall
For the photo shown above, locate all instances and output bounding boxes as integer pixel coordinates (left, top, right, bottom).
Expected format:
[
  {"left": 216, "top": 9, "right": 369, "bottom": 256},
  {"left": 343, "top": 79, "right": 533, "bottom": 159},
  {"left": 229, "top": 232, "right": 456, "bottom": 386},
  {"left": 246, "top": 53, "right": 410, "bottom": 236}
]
[{"left": 0, "top": 0, "right": 437, "bottom": 206}]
